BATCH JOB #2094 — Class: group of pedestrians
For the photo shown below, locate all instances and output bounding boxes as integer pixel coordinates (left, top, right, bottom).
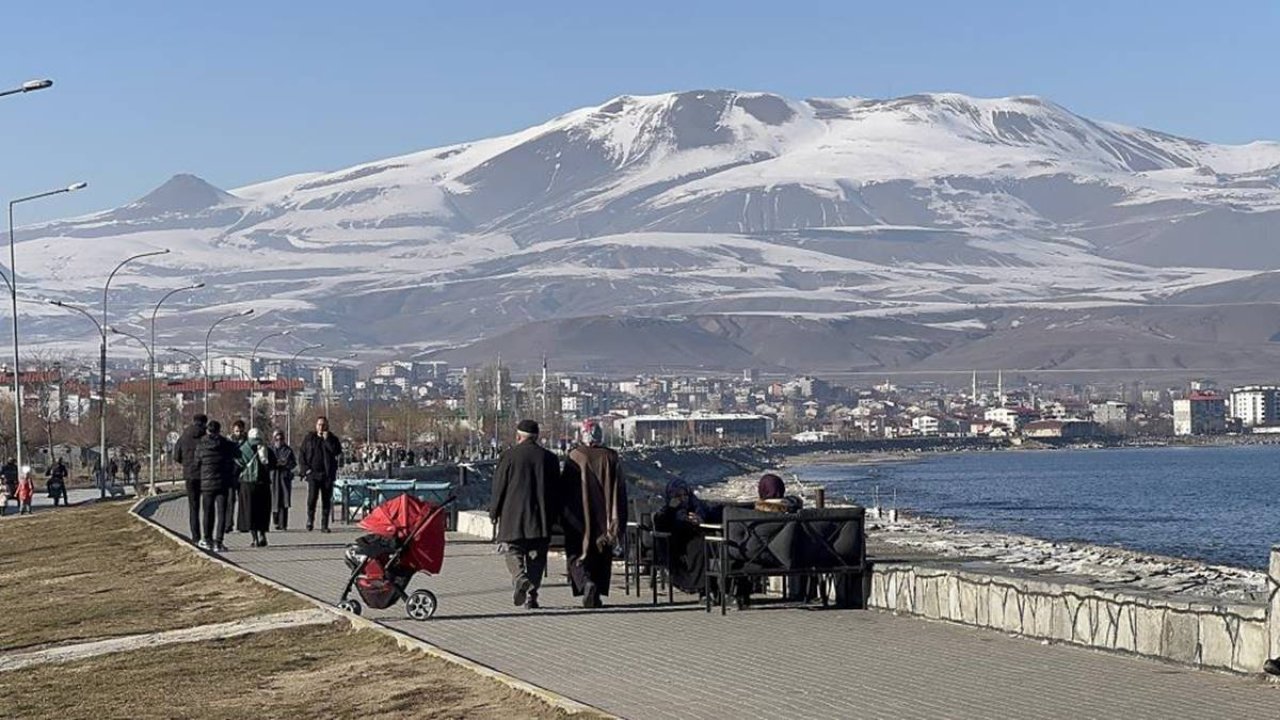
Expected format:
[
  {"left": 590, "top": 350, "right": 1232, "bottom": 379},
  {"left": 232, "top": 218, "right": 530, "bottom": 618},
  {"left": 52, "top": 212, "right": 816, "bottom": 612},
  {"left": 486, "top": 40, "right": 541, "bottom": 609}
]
[
  {"left": 490, "top": 418, "right": 627, "bottom": 610},
  {"left": 173, "top": 413, "right": 343, "bottom": 552}
]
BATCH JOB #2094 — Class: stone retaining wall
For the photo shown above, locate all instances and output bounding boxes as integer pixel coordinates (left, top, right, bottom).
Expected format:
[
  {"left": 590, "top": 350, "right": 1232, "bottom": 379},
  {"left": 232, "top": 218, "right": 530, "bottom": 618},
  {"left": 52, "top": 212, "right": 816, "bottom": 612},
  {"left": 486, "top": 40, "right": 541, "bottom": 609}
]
[{"left": 864, "top": 559, "right": 1274, "bottom": 675}]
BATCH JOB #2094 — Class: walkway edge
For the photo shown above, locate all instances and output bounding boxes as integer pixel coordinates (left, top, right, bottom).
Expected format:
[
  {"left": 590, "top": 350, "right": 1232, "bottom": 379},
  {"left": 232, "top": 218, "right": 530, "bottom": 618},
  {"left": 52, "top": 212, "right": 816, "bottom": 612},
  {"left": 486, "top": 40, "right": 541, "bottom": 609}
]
[{"left": 129, "top": 493, "right": 614, "bottom": 719}]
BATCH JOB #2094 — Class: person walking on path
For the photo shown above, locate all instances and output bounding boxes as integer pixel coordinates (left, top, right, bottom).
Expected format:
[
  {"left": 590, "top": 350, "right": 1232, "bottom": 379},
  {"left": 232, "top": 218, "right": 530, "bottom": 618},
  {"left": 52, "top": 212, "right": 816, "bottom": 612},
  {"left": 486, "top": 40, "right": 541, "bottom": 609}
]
[
  {"left": 16, "top": 467, "right": 35, "bottom": 514},
  {"left": 45, "top": 459, "right": 70, "bottom": 507},
  {"left": 171, "top": 414, "right": 208, "bottom": 543},
  {"left": 269, "top": 430, "right": 297, "bottom": 531},
  {"left": 560, "top": 419, "right": 626, "bottom": 609},
  {"left": 194, "top": 420, "right": 238, "bottom": 552},
  {"left": 226, "top": 420, "right": 248, "bottom": 534},
  {"left": 1, "top": 458, "right": 18, "bottom": 516},
  {"left": 238, "top": 428, "right": 275, "bottom": 547},
  {"left": 490, "top": 419, "right": 562, "bottom": 610},
  {"left": 299, "top": 416, "right": 342, "bottom": 533}
]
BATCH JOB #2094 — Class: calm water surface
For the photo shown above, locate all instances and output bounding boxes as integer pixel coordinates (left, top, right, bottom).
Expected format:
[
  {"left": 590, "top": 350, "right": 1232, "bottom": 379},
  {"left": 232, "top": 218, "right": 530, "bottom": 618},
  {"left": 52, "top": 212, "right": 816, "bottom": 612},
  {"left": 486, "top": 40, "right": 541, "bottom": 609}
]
[{"left": 792, "top": 445, "right": 1280, "bottom": 570}]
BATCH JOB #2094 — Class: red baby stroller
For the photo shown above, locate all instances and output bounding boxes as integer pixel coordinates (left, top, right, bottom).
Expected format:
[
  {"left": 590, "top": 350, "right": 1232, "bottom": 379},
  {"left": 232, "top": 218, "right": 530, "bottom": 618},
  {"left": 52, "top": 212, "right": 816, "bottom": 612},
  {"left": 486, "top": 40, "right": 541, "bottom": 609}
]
[{"left": 337, "top": 493, "right": 455, "bottom": 620}]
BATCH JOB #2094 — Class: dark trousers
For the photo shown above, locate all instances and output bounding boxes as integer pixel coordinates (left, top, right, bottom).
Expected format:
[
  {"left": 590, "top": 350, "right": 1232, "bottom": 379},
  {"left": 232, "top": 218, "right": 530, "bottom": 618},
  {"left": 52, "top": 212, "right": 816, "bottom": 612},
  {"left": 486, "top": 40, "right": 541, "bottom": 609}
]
[
  {"left": 567, "top": 550, "right": 614, "bottom": 597},
  {"left": 503, "top": 539, "right": 550, "bottom": 596},
  {"left": 274, "top": 505, "right": 289, "bottom": 530},
  {"left": 306, "top": 479, "right": 333, "bottom": 529},
  {"left": 201, "top": 491, "right": 228, "bottom": 544},
  {"left": 224, "top": 483, "right": 239, "bottom": 534},
  {"left": 185, "top": 479, "right": 201, "bottom": 540}
]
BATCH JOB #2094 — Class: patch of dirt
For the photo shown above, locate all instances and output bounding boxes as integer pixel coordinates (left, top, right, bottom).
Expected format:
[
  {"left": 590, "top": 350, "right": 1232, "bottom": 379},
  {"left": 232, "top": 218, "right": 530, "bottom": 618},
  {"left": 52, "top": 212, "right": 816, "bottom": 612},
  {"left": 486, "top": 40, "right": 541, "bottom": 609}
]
[
  {"left": 0, "top": 502, "right": 305, "bottom": 651},
  {"left": 2, "top": 623, "right": 602, "bottom": 720}
]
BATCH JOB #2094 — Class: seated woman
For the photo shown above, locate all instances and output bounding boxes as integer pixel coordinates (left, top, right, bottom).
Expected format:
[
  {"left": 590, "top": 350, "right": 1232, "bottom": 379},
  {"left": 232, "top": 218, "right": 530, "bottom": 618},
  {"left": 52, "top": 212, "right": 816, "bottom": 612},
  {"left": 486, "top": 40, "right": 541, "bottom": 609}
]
[
  {"left": 733, "top": 473, "right": 806, "bottom": 608},
  {"left": 754, "top": 473, "right": 803, "bottom": 513},
  {"left": 652, "top": 479, "right": 721, "bottom": 596}
]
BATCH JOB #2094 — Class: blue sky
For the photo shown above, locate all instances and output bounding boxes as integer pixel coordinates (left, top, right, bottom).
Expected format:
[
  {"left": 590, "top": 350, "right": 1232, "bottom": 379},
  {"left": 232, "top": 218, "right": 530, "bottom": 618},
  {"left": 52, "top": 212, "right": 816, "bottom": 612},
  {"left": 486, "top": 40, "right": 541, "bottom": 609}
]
[{"left": 1, "top": 1, "right": 1275, "bottom": 222}]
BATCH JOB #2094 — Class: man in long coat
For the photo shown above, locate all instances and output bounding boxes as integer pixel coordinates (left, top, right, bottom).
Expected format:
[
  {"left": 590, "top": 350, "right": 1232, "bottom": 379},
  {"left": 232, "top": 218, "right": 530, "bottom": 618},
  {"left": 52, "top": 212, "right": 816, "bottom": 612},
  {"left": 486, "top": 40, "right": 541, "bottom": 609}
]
[
  {"left": 560, "top": 419, "right": 626, "bottom": 608},
  {"left": 490, "top": 419, "right": 561, "bottom": 610}
]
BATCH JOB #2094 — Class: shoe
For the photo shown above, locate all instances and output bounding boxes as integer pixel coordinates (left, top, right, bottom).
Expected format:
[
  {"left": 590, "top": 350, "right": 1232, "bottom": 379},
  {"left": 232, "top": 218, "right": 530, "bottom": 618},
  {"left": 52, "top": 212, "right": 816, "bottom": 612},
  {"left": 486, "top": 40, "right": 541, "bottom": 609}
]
[
  {"left": 197, "top": 539, "right": 210, "bottom": 550},
  {"left": 1265, "top": 658, "right": 1280, "bottom": 676},
  {"left": 513, "top": 577, "right": 533, "bottom": 607},
  {"left": 259, "top": 535, "right": 268, "bottom": 547},
  {"left": 214, "top": 543, "right": 228, "bottom": 553},
  {"left": 321, "top": 527, "right": 331, "bottom": 534},
  {"left": 582, "top": 581, "right": 599, "bottom": 609},
  {"left": 306, "top": 523, "right": 313, "bottom": 532},
  {"left": 524, "top": 595, "right": 540, "bottom": 610}
]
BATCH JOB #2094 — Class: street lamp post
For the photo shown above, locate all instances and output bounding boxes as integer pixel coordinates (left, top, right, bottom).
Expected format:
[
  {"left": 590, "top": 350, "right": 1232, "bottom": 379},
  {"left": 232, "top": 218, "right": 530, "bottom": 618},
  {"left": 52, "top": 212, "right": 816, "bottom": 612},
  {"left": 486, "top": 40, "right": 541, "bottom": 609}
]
[
  {"left": 203, "top": 309, "right": 254, "bottom": 415},
  {"left": 150, "top": 283, "right": 203, "bottom": 494},
  {"left": 47, "top": 299, "right": 105, "bottom": 492},
  {"left": 0, "top": 79, "right": 53, "bottom": 99},
  {"left": 248, "top": 330, "right": 290, "bottom": 429},
  {"left": 286, "top": 344, "right": 322, "bottom": 447},
  {"left": 5, "top": 182, "right": 88, "bottom": 472},
  {"left": 100, "top": 249, "right": 169, "bottom": 491},
  {"left": 109, "top": 327, "right": 154, "bottom": 493}
]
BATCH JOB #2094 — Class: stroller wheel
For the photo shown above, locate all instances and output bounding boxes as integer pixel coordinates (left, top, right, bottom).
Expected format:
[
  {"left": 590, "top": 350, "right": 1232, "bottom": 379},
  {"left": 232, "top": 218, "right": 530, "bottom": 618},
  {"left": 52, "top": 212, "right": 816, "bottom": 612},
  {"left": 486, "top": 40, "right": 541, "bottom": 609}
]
[
  {"left": 338, "top": 599, "right": 362, "bottom": 616},
  {"left": 405, "top": 590, "right": 438, "bottom": 620}
]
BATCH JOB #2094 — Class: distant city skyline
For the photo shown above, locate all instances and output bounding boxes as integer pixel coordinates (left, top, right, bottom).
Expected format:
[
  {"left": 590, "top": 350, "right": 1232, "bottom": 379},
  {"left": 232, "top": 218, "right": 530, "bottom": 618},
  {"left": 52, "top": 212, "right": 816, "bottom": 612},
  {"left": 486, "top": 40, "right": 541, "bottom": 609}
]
[{"left": 2, "top": 0, "right": 1276, "bottom": 223}]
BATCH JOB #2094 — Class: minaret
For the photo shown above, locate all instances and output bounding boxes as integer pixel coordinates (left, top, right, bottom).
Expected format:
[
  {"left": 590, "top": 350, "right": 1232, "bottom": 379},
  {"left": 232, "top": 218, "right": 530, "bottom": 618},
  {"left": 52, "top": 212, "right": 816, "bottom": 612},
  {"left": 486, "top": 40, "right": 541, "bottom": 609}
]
[
  {"left": 971, "top": 370, "right": 977, "bottom": 402},
  {"left": 997, "top": 369, "right": 1004, "bottom": 405}
]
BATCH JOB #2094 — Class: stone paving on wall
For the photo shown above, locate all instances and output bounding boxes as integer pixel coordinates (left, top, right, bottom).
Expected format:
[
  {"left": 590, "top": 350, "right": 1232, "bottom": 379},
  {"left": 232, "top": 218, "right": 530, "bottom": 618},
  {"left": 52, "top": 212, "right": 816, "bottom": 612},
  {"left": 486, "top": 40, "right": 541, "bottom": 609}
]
[{"left": 142, "top": 493, "right": 1280, "bottom": 720}]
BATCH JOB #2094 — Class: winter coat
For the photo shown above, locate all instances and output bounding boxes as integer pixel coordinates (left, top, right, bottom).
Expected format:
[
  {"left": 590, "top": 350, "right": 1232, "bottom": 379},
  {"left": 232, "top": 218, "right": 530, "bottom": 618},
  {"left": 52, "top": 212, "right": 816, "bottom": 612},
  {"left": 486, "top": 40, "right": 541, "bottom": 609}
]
[
  {"left": 560, "top": 444, "right": 627, "bottom": 558},
  {"left": 172, "top": 421, "right": 207, "bottom": 483},
  {"left": 239, "top": 440, "right": 274, "bottom": 486},
  {"left": 490, "top": 440, "right": 562, "bottom": 543},
  {"left": 299, "top": 431, "right": 343, "bottom": 485},
  {"left": 195, "top": 434, "right": 238, "bottom": 493},
  {"left": 269, "top": 443, "right": 297, "bottom": 508},
  {"left": 16, "top": 476, "right": 34, "bottom": 502}
]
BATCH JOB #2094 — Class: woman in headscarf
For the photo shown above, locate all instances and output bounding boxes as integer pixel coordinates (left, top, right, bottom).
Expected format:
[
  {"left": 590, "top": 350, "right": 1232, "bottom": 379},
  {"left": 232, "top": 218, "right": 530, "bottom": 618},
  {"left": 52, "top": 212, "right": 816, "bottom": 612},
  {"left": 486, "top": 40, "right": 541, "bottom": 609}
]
[
  {"left": 652, "top": 479, "right": 722, "bottom": 595},
  {"left": 755, "top": 473, "right": 803, "bottom": 513}
]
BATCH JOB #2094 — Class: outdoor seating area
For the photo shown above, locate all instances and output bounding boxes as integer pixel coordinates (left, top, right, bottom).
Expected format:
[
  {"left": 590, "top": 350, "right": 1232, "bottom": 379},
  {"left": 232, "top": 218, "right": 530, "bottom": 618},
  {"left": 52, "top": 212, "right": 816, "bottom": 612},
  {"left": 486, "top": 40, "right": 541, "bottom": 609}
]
[{"left": 623, "top": 496, "right": 868, "bottom": 613}]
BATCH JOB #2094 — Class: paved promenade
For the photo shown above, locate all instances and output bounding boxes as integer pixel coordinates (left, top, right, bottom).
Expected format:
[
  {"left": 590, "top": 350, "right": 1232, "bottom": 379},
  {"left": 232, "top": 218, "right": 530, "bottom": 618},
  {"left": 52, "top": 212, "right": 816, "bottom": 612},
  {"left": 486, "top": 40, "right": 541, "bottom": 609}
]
[{"left": 143, "top": 493, "right": 1280, "bottom": 720}]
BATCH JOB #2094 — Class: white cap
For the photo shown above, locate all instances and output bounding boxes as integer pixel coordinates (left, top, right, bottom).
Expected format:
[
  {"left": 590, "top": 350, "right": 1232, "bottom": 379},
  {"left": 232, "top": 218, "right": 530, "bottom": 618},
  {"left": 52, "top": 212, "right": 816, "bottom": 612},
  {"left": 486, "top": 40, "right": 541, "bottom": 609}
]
[{"left": 247, "top": 427, "right": 263, "bottom": 442}]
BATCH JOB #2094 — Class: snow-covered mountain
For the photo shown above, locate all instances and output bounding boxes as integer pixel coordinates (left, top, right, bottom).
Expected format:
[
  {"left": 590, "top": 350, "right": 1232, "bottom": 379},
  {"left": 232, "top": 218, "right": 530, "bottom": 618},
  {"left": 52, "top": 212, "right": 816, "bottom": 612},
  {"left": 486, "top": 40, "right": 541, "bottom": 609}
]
[{"left": 18, "top": 90, "right": 1280, "bottom": 375}]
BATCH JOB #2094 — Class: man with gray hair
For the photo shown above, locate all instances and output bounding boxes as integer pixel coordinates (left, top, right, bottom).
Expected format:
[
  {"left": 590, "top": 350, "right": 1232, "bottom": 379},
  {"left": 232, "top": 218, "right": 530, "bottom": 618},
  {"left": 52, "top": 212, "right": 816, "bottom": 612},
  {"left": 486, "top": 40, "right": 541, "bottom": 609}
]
[{"left": 490, "top": 419, "right": 561, "bottom": 610}]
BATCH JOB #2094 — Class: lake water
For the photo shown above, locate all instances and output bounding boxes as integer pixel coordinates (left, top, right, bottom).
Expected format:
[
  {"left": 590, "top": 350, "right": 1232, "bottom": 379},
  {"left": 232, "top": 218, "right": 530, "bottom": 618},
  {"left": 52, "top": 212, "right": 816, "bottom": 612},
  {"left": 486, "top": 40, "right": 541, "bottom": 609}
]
[{"left": 792, "top": 445, "right": 1280, "bottom": 570}]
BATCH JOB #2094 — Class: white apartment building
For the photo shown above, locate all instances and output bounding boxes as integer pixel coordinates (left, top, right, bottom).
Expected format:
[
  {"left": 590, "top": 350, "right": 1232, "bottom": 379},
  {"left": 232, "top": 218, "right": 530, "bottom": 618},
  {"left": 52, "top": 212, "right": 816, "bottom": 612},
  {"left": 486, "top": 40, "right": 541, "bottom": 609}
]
[{"left": 1228, "top": 385, "right": 1280, "bottom": 428}]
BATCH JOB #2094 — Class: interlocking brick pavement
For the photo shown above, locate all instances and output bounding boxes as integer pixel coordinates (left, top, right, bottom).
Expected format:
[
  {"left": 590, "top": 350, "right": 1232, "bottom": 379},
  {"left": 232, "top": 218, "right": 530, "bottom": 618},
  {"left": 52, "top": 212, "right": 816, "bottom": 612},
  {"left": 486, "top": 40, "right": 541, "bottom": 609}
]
[{"left": 142, "top": 492, "right": 1280, "bottom": 720}]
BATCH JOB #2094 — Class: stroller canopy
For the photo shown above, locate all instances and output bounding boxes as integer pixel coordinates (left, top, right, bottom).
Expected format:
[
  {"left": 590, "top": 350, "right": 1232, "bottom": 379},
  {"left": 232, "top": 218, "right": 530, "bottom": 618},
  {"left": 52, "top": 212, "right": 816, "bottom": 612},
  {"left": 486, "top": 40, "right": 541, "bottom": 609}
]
[{"left": 358, "top": 494, "right": 447, "bottom": 574}]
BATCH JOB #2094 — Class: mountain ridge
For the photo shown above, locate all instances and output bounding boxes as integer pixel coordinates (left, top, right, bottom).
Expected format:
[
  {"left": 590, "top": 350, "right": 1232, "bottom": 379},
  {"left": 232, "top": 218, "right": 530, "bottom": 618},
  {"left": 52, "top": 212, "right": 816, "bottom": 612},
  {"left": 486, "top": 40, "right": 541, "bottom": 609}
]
[{"left": 16, "top": 89, "right": 1280, "bottom": 376}]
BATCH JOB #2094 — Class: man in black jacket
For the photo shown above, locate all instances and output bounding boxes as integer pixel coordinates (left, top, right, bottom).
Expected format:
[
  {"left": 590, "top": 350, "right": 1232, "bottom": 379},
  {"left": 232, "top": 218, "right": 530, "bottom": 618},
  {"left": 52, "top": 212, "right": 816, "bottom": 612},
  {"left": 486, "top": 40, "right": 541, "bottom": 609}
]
[
  {"left": 299, "top": 416, "right": 342, "bottom": 532},
  {"left": 490, "top": 419, "right": 561, "bottom": 609},
  {"left": 170, "top": 414, "right": 208, "bottom": 543},
  {"left": 194, "top": 420, "right": 238, "bottom": 552}
]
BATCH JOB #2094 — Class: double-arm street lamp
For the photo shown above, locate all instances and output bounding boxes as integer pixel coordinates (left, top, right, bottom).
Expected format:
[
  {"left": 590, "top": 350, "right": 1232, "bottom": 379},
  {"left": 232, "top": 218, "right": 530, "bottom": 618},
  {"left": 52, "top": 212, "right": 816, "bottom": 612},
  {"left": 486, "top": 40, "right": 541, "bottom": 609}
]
[
  {"left": 204, "top": 309, "right": 254, "bottom": 414},
  {"left": 149, "top": 283, "right": 202, "bottom": 493},
  {"left": 248, "top": 330, "right": 290, "bottom": 429},
  {"left": 0, "top": 79, "right": 52, "bottom": 99},
  {"left": 47, "top": 299, "right": 106, "bottom": 492},
  {"left": 286, "top": 343, "right": 322, "bottom": 447},
  {"left": 101, "top": 250, "right": 169, "bottom": 487},
  {"left": 165, "top": 347, "right": 204, "bottom": 377},
  {"left": 5, "top": 183, "right": 87, "bottom": 472},
  {"left": 108, "top": 326, "right": 154, "bottom": 492}
]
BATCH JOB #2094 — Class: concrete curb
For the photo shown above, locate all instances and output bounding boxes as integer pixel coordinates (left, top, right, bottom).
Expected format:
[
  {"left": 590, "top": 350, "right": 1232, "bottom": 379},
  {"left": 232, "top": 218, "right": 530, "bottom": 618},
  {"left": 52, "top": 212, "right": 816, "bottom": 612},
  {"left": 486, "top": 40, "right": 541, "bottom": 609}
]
[{"left": 129, "top": 493, "right": 614, "bottom": 718}]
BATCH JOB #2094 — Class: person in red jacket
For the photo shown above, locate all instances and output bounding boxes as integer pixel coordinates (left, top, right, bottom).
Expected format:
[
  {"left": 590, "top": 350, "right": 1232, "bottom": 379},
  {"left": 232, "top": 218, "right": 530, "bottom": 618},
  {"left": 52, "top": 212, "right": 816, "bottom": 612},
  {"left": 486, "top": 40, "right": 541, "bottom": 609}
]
[{"left": 16, "top": 466, "right": 36, "bottom": 515}]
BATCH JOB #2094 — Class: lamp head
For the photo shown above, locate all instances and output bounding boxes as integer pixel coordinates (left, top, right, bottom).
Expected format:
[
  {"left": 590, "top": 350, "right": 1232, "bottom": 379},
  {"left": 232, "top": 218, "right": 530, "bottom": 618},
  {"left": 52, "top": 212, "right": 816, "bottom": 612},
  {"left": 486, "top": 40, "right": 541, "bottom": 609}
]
[
  {"left": 21, "top": 79, "right": 53, "bottom": 92},
  {"left": 66, "top": 182, "right": 87, "bottom": 192}
]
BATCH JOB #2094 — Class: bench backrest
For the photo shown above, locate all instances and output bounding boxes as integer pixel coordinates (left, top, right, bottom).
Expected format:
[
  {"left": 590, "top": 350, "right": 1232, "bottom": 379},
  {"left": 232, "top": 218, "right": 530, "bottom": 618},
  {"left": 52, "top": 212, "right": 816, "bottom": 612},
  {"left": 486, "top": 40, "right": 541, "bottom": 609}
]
[{"left": 721, "top": 506, "right": 866, "bottom": 573}]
